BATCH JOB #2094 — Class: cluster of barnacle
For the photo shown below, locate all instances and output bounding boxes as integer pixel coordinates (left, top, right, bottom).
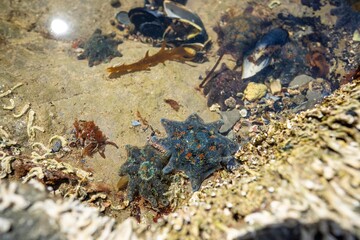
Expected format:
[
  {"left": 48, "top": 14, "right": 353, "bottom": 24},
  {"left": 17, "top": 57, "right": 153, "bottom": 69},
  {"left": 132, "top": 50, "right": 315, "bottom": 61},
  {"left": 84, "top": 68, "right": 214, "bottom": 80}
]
[
  {"left": 199, "top": 1, "right": 359, "bottom": 113},
  {"left": 118, "top": 113, "right": 239, "bottom": 209},
  {"left": 70, "top": 119, "right": 119, "bottom": 158}
]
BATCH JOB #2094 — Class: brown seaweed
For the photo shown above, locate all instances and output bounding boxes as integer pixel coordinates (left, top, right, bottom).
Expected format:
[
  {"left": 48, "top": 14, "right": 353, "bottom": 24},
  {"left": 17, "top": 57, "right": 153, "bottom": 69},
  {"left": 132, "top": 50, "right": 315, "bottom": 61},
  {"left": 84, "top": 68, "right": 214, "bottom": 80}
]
[
  {"left": 164, "top": 99, "right": 181, "bottom": 111},
  {"left": 107, "top": 43, "right": 196, "bottom": 77},
  {"left": 72, "top": 119, "right": 119, "bottom": 158}
]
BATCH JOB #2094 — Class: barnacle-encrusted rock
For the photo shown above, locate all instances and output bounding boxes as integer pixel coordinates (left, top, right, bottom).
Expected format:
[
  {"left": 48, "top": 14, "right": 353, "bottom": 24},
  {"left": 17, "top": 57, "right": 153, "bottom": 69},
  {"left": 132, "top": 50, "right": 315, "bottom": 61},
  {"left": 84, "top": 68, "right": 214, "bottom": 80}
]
[
  {"left": 77, "top": 29, "right": 123, "bottom": 67},
  {"left": 119, "top": 144, "right": 170, "bottom": 208},
  {"left": 0, "top": 181, "right": 138, "bottom": 240},
  {"left": 153, "top": 113, "right": 239, "bottom": 191}
]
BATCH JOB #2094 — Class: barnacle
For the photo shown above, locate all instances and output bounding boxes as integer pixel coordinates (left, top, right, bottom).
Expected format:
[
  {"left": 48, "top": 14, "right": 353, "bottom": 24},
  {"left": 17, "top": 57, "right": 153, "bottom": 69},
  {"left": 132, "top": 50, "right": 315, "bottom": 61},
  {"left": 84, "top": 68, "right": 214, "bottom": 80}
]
[
  {"left": 119, "top": 144, "right": 170, "bottom": 208},
  {"left": 153, "top": 113, "right": 239, "bottom": 191}
]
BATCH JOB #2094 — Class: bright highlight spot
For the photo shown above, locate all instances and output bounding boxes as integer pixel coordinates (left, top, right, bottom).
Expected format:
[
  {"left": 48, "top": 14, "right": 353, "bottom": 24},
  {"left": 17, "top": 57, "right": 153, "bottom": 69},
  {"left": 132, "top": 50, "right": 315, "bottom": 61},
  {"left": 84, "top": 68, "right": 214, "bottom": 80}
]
[{"left": 50, "top": 18, "right": 69, "bottom": 36}]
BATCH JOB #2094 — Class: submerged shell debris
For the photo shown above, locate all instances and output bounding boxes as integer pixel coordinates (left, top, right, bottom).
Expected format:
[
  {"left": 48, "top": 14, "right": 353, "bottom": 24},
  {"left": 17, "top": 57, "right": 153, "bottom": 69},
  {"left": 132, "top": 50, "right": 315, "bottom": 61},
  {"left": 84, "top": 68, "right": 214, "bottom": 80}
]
[
  {"left": 201, "top": 1, "right": 360, "bottom": 114},
  {"left": 241, "top": 28, "right": 289, "bottom": 79}
]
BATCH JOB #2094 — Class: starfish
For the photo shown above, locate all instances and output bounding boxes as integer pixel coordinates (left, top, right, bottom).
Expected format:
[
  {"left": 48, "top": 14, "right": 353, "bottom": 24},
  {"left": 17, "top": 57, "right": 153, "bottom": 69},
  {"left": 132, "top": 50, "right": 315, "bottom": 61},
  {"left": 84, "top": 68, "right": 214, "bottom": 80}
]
[
  {"left": 77, "top": 29, "right": 123, "bottom": 67},
  {"left": 153, "top": 113, "right": 239, "bottom": 191},
  {"left": 119, "top": 144, "right": 170, "bottom": 208}
]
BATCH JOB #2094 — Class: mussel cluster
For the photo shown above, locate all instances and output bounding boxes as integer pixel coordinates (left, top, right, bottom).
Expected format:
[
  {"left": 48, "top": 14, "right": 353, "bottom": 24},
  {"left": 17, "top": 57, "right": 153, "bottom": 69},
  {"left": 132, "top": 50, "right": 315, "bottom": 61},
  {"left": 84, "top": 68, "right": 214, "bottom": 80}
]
[{"left": 115, "top": 0, "right": 208, "bottom": 48}]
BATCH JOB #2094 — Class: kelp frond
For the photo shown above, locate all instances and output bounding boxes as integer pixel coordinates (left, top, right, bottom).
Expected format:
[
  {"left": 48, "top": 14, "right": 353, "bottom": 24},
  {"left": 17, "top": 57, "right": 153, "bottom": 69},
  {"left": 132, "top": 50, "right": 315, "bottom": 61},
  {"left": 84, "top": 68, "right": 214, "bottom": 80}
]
[{"left": 107, "top": 43, "right": 196, "bottom": 77}]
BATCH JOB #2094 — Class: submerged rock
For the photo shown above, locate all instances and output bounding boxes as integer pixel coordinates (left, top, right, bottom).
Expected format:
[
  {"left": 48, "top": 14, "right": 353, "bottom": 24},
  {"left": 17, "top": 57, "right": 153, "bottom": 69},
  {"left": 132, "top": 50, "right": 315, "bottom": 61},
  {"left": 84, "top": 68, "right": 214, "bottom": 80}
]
[
  {"left": 288, "top": 74, "right": 315, "bottom": 89},
  {"left": 219, "top": 109, "right": 241, "bottom": 133},
  {"left": 244, "top": 82, "right": 268, "bottom": 101}
]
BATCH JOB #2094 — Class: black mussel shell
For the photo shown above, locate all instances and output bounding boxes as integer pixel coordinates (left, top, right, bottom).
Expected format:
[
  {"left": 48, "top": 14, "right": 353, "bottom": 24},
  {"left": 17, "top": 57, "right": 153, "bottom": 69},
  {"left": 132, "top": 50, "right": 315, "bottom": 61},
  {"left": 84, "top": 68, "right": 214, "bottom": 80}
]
[
  {"left": 144, "top": 0, "right": 163, "bottom": 8},
  {"left": 139, "top": 21, "right": 165, "bottom": 38},
  {"left": 164, "top": 1, "right": 204, "bottom": 30},
  {"left": 171, "top": 0, "right": 188, "bottom": 5},
  {"left": 129, "top": 7, "right": 166, "bottom": 29},
  {"left": 163, "top": 20, "right": 208, "bottom": 45},
  {"left": 256, "top": 28, "right": 289, "bottom": 49},
  {"left": 144, "top": 0, "right": 188, "bottom": 8},
  {"left": 163, "top": 1, "right": 208, "bottom": 45}
]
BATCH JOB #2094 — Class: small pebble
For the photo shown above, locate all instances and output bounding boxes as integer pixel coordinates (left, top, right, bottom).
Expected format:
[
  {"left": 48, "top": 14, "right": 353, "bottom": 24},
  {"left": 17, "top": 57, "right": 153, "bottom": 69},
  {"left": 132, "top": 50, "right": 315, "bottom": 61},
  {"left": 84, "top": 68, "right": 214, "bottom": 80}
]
[
  {"left": 0, "top": 217, "right": 12, "bottom": 233},
  {"left": 223, "top": 208, "right": 231, "bottom": 216},
  {"left": 172, "top": 218, "right": 183, "bottom": 231},
  {"left": 353, "top": 30, "right": 360, "bottom": 42},
  {"left": 51, "top": 140, "right": 62, "bottom": 153},
  {"left": 323, "top": 166, "right": 335, "bottom": 180},
  {"left": 244, "top": 82, "right": 268, "bottom": 102},
  {"left": 110, "top": 0, "right": 121, "bottom": 8},
  {"left": 116, "top": 11, "right": 131, "bottom": 25},
  {"left": 131, "top": 120, "right": 141, "bottom": 127},
  {"left": 239, "top": 108, "right": 248, "bottom": 118},
  {"left": 209, "top": 103, "right": 221, "bottom": 112},
  {"left": 204, "top": 203, "right": 212, "bottom": 210},
  {"left": 219, "top": 109, "right": 241, "bottom": 133},
  {"left": 224, "top": 97, "right": 237, "bottom": 109},
  {"left": 269, "top": 79, "right": 282, "bottom": 94},
  {"left": 288, "top": 74, "right": 314, "bottom": 89},
  {"left": 226, "top": 202, "right": 233, "bottom": 208},
  {"left": 304, "top": 180, "right": 315, "bottom": 189}
]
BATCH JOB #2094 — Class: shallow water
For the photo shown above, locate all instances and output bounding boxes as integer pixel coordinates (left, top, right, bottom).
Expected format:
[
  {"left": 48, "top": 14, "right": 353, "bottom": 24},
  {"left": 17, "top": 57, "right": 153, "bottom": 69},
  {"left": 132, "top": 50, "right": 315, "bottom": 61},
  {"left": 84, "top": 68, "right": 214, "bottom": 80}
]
[{"left": 0, "top": 0, "right": 359, "bottom": 226}]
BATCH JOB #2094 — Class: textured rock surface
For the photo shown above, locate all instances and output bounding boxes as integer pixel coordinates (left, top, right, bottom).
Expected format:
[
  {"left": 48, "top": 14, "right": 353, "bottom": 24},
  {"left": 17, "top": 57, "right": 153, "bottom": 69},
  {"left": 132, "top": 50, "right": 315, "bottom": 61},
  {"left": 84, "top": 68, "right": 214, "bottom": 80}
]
[
  {"left": 144, "top": 79, "right": 360, "bottom": 239},
  {"left": 0, "top": 181, "right": 138, "bottom": 240}
]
